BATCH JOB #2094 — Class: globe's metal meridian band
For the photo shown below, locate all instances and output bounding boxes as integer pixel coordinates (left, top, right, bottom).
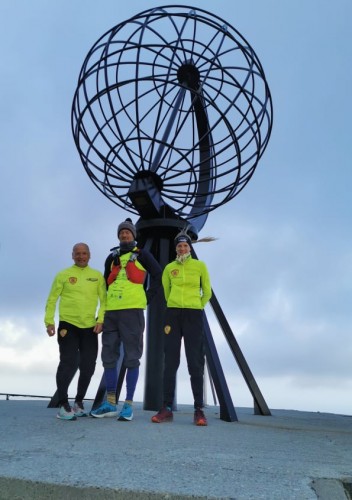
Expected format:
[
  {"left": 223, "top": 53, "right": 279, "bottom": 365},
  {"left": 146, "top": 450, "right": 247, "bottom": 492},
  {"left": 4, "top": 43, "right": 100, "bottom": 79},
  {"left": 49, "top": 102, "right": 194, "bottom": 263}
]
[{"left": 71, "top": 5, "right": 273, "bottom": 229}]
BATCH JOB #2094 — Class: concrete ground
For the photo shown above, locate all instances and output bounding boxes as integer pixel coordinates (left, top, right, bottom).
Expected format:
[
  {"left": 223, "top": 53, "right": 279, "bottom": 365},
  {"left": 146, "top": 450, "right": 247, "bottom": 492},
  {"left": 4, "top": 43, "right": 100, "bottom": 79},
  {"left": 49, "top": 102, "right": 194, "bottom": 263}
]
[{"left": 0, "top": 399, "right": 351, "bottom": 499}]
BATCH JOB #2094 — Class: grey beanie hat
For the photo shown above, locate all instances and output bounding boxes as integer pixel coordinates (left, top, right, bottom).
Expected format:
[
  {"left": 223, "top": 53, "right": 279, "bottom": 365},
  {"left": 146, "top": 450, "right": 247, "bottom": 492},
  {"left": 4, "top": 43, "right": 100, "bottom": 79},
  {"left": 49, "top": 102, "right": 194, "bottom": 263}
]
[
  {"left": 117, "top": 218, "right": 137, "bottom": 239},
  {"left": 174, "top": 230, "right": 192, "bottom": 247}
]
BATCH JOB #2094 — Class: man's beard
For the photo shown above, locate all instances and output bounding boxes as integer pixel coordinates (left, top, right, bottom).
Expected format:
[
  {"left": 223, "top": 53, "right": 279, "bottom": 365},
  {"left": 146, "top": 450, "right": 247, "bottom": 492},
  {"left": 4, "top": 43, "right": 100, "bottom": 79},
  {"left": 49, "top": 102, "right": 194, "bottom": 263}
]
[{"left": 120, "top": 241, "right": 136, "bottom": 253}]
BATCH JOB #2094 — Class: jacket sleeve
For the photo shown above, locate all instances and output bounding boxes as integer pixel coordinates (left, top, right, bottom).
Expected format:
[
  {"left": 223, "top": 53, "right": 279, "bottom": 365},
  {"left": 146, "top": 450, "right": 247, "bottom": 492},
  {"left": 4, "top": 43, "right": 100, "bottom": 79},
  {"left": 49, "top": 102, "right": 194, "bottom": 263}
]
[
  {"left": 200, "top": 262, "right": 212, "bottom": 308},
  {"left": 162, "top": 266, "right": 171, "bottom": 302},
  {"left": 96, "top": 272, "right": 107, "bottom": 323},
  {"left": 138, "top": 249, "right": 162, "bottom": 304},
  {"left": 44, "top": 272, "right": 64, "bottom": 326},
  {"left": 104, "top": 254, "right": 114, "bottom": 287}
]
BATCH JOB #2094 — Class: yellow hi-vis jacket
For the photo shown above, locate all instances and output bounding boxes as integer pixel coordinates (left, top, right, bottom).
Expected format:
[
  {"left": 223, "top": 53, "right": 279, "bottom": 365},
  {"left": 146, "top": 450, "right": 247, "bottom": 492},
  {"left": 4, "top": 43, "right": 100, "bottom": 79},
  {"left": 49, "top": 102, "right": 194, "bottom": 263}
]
[
  {"left": 162, "top": 256, "right": 212, "bottom": 309},
  {"left": 106, "top": 252, "right": 148, "bottom": 310},
  {"left": 44, "top": 265, "right": 106, "bottom": 328}
]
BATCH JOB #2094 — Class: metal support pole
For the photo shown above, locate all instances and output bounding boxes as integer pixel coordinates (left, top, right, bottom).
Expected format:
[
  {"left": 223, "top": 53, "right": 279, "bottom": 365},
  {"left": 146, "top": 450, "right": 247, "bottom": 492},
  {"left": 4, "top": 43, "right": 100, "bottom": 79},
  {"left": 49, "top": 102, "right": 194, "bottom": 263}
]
[
  {"left": 209, "top": 290, "right": 271, "bottom": 416},
  {"left": 143, "top": 235, "right": 169, "bottom": 410},
  {"left": 47, "top": 352, "right": 79, "bottom": 408},
  {"left": 203, "top": 313, "right": 238, "bottom": 422}
]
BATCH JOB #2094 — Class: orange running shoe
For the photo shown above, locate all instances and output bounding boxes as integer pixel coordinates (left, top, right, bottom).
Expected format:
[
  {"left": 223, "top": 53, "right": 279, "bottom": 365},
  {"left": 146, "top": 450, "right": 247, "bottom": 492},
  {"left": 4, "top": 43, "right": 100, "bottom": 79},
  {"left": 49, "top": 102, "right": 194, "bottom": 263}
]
[
  {"left": 194, "top": 408, "right": 207, "bottom": 426},
  {"left": 151, "top": 406, "right": 173, "bottom": 423}
]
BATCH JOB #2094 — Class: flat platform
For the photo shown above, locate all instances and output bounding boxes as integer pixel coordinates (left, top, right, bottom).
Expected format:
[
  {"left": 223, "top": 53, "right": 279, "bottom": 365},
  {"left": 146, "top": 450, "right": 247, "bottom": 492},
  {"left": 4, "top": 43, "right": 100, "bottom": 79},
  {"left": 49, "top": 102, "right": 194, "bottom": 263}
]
[{"left": 0, "top": 400, "right": 351, "bottom": 499}]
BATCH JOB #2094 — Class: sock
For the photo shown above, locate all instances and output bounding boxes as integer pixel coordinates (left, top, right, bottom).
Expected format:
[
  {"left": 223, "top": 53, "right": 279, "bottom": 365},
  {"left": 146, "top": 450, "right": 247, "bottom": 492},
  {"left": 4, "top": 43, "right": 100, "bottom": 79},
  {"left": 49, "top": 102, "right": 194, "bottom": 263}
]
[
  {"left": 107, "top": 392, "right": 116, "bottom": 405},
  {"left": 126, "top": 367, "right": 139, "bottom": 401},
  {"left": 104, "top": 367, "right": 117, "bottom": 405}
]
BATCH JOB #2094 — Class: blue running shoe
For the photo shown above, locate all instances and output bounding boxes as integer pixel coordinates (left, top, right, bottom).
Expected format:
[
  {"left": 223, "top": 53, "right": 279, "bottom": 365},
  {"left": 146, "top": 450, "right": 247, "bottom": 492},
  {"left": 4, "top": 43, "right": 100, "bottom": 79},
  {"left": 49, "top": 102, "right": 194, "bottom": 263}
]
[
  {"left": 90, "top": 401, "right": 117, "bottom": 418},
  {"left": 118, "top": 402, "right": 133, "bottom": 421}
]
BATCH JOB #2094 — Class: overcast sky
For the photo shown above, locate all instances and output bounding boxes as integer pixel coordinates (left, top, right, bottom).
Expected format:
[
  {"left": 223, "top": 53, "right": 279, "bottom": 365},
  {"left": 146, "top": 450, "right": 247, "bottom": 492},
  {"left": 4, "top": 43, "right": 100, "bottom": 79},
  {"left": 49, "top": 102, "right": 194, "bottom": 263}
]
[{"left": 1, "top": 0, "right": 351, "bottom": 416}]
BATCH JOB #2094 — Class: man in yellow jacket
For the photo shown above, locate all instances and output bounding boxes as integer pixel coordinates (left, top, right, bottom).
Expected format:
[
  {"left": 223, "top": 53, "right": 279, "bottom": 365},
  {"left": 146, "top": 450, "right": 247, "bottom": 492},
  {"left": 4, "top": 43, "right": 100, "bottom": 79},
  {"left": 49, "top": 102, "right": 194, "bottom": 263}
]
[
  {"left": 45, "top": 243, "right": 106, "bottom": 420},
  {"left": 91, "top": 218, "right": 162, "bottom": 422},
  {"left": 152, "top": 230, "right": 212, "bottom": 426}
]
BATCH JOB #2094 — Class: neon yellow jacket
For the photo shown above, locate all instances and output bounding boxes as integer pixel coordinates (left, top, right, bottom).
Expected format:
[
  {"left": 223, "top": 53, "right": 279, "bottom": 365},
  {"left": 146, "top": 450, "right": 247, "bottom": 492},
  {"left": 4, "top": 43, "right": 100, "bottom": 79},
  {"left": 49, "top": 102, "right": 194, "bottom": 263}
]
[
  {"left": 105, "top": 247, "right": 162, "bottom": 311},
  {"left": 44, "top": 265, "right": 106, "bottom": 328},
  {"left": 162, "top": 256, "right": 212, "bottom": 309},
  {"left": 106, "top": 252, "right": 147, "bottom": 310}
]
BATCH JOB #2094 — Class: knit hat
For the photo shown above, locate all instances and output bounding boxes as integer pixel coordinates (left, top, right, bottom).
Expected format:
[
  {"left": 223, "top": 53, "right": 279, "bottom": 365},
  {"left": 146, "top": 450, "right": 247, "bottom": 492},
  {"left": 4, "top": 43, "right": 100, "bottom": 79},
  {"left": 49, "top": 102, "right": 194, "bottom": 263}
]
[
  {"left": 174, "top": 230, "right": 192, "bottom": 247},
  {"left": 117, "top": 218, "right": 137, "bottom": 239}
]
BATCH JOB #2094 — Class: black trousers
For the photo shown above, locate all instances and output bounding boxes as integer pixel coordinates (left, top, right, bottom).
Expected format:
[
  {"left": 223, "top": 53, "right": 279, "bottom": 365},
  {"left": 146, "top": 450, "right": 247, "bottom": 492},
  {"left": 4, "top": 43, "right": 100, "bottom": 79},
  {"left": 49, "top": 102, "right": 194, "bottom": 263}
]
[
  {"left": 102, "top": 309, "right": 145, "bottom": 369},
  {"left": 56, "top": 321, "right": 98, "bottom": 405},
  {"left": 163, "top": 308, "right": 205, "bottom": 409}
]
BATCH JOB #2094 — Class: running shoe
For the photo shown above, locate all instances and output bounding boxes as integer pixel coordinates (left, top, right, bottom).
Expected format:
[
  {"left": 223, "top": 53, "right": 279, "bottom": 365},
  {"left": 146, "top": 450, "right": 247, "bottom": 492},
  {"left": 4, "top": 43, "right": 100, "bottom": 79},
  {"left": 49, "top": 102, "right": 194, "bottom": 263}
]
[
  {"left": 90, "top": 401, "right": 118, "bottom": 418},
  {"left": 194, "top": 408, "right": 207, "bottom": 426},
  {"left": 151, "top": 406, "right": 173, "bottom": 423},
  {"left": 57, "top": 402, "right": 77, "bottom": 421},
  {"left": 73, "top": 401, "right": 88, "bottom": 417},
  {"left": 118, "top": 401, "right": 133, "bottom": 421}
]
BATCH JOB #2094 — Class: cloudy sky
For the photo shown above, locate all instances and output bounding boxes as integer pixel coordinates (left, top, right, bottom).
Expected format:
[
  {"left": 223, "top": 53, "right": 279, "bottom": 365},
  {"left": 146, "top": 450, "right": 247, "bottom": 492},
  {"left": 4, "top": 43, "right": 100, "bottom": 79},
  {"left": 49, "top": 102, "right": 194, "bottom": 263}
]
[{"left": 1, "top": 0, "right": 351, "bottom": 416}]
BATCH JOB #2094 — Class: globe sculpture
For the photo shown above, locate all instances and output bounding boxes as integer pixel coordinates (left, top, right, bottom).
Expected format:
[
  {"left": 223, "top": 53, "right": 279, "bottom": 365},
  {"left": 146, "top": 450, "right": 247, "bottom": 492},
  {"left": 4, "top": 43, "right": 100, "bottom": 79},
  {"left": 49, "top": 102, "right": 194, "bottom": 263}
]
[{"left": 71, "top": 5, "right": 273, "bottom": 420}]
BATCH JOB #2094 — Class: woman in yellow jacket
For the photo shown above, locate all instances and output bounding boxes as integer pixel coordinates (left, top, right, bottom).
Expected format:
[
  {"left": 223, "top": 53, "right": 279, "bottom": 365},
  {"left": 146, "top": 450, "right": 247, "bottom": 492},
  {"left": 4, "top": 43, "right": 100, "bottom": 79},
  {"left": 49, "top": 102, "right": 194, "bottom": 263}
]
[{"left": 152, "top": 230, "right": 212, "bottom": 426}]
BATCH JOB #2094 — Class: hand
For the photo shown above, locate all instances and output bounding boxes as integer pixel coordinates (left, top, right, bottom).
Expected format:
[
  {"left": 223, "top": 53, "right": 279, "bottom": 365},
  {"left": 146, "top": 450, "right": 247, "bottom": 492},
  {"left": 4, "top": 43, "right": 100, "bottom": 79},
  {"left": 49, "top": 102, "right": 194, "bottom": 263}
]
[
  {"left": 46, "top": 324, "right": 56, "bottom": 337},
  {"left": 93, "top": 323, "right": 103, "bottom": 334}
]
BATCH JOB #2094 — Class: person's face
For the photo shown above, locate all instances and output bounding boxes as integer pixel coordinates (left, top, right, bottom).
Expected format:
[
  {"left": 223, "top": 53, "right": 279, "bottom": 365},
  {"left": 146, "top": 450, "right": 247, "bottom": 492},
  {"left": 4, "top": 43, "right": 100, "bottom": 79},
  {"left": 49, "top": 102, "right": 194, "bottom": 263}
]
[
  {"left": 176, "top": 242, "right": 190, "bottom": 255},
  {"left": 119, "top": 229, "right": 134, "bottom": 243},
  {"left": 72, "top": 244, "right": 90, "bottom": 267}
]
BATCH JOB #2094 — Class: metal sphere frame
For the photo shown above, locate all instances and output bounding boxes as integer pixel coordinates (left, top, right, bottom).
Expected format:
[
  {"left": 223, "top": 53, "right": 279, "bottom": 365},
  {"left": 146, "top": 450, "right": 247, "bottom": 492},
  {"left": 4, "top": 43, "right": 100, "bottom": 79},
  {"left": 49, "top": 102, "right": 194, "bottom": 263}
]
[
  {"left": 71, "top": 4, "right": 273, "bottom": 231},
  {"left": 68, "top": 5, "right": 273, "bottom": 420}
]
